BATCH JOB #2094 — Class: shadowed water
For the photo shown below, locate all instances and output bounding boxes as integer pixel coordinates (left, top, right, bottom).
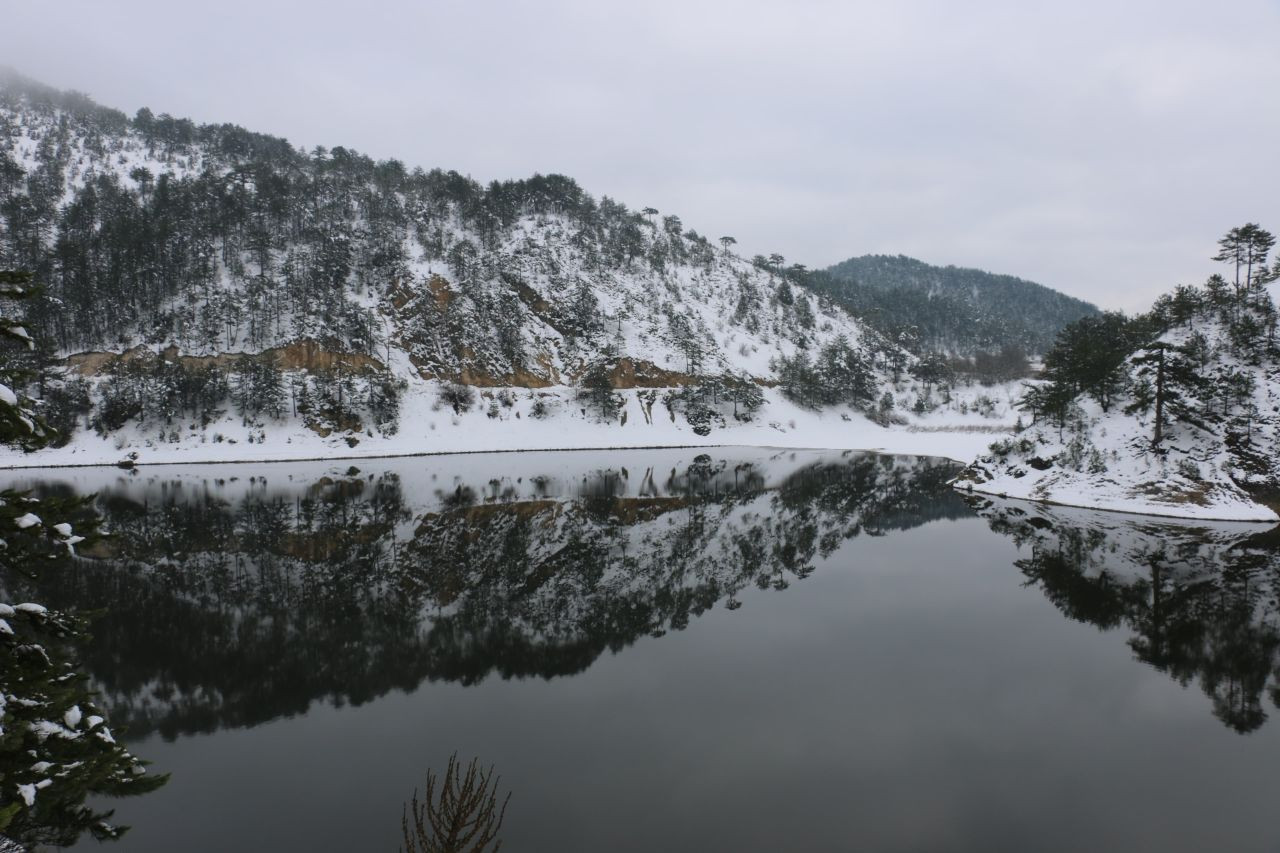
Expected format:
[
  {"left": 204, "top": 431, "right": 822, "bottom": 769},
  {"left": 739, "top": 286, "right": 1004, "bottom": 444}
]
[{"left": 4, "top": 448, "right": 1280, "bottom": 852}]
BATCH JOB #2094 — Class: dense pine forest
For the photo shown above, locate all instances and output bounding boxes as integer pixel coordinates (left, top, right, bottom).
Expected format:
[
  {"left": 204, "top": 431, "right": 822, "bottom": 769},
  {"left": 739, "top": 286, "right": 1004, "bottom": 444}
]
[
  {"left": 814, "top": 253, "right": 1099, "bottom": 357},
  {"left": 1, "top": 70, "right": 945, "bottom": 451}
]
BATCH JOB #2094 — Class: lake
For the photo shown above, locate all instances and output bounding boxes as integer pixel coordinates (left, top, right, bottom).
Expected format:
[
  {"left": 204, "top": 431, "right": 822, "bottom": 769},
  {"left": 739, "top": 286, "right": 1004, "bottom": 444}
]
[{"left": 4, "top": 447, "right": 1280, "bottom": 852}]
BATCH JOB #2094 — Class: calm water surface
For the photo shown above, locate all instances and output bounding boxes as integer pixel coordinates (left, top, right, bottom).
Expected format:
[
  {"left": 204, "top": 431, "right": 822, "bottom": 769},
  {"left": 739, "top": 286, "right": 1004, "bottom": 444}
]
[{"left": 6, "top": 448, "right": 1280, "bottom": 852}]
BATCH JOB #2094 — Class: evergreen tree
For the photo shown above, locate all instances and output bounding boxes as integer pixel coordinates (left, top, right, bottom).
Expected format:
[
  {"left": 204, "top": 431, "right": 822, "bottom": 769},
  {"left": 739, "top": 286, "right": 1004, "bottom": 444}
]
[
  {"left": 576, "top": 362, "right": 620, "bottom": 420},
  {"left": 1124, "top": 341, "right": 1207, "bottom": 448},
  {"left": 1017, "top": 380, "right": 1077, "bottom": 438},
  {"left": 567, "top": 279, "right": 601, "bottom": 340},
  {"left": 816, "top": 336, "right": 877, "bottom": 407},
  {"left": 0, "top": 272, "right": 52, "bottom": 450},
  {"left": 775, "top": 351, "right": 821, "bottom": 409},
  {"left": 665, "top": 314, "right": 705, "bottom": 374},
  {"left": 1213, "top": 223, "right": 1276, "bottom": 301},
  {"left": 1042, "top": 312, "right": 1138, "bottom": 412},
  {"left": 721, "top": 372, "right": 765, "bottom": 421},
  {"left": 231, "top": 355, "right": 285, "bottom": 422},
  {"left": 0, "top": 269, "right": 166, "bottom": 845}
]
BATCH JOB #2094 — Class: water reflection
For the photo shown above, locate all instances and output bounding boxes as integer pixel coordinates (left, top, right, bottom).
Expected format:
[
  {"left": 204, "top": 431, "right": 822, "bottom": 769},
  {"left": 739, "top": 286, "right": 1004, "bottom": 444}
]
[
  {"left": 3, "top": 451, "right": 970, "bottom": 740},
  {"left": 969, "top": 496, "right": 1280, "bottom": 733},
  {"left": 9, "top": 451, "right": 1280, "bottom": 850}
]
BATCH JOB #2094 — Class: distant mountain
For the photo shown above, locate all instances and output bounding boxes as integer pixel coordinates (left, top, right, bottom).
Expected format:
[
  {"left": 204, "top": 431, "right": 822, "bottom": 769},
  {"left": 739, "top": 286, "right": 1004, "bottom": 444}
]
[{"left": 810, "top": 254, "right": 1099, "bottom": 356}]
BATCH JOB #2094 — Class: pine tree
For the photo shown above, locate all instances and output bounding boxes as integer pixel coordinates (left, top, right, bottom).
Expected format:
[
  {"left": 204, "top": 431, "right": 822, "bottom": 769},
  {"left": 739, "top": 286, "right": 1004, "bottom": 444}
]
[
  {"left": 0, "top": 270, "right": 166, "bottom": 846},
  {"left": 817, "top": 336, "right": 876, "bottom": 407},
  {"left": 232, "top": 355, "right": 285, "bottom": 422},
  {"left": 567, "top": 279, "right": 601, "bottom": 340},
  {"left": 1213, "top": 224, "right": 1276, "bottom": 302},
  {"left": 1042, "top": 312, "right": 1138, "bottom": 412},
  {"left": 576, "top": 362, "right": 620, "bottom": 420},
  {"left": 665, "top": 314, "right": 705, "bottom": 374},
  {"left": 1019, "top": 380, "right": 1077, "bottom": 439},
  {"left": 0, "top": 272, "right": 52, "bottom": 450},
  {"left": 1124, "top": 341, "right": 1206, "bottom": 448},
  {"left": 775, "top": 351, "right": 821, "bottom": 409},
  {"left": 722, "top": 372, "right": 764, "bottom": 421}
]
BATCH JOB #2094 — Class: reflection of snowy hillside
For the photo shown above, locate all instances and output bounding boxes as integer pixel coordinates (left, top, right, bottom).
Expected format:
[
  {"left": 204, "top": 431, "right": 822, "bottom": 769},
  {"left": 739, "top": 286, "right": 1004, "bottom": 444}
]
[
  {"left": 972, "top": 495, "right": 1280, "bottom": 732},
  {"left": 0, "top": 449, "right": 968, "bottom": 737}
]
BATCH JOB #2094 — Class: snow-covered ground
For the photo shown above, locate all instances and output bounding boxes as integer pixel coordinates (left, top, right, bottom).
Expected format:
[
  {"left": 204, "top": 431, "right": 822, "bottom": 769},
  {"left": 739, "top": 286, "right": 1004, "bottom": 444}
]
[
  {"left": 955, "top": 400, "right": 1278, "bottom": 523},
  {"left": 955, "top": 297, "right": 1280, "bottom": 523},
  {"left": 0, "top": 381, "right": 1008, "bottom": 470}
]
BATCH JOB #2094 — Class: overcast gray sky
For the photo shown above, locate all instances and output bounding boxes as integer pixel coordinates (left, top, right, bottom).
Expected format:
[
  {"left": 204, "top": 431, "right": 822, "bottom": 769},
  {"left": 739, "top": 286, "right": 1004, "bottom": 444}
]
[{"left": 6, "top": 0, "right": 1280, "bottom": 311}]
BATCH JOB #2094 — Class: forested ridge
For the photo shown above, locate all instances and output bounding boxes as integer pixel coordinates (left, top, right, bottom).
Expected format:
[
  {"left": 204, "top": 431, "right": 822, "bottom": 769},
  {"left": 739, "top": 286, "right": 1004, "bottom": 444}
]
[
  {"left": 815, "top": 253, "right": 1098, "bottom": 356},
  {"left": 0, "top": 69, "right": 945, "bottom": 449}
]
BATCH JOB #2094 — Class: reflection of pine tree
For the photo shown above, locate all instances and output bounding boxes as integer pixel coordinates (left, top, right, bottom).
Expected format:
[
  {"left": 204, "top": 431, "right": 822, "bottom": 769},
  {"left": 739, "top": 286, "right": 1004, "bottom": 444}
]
[{"left": 977, "top": 500, "right": 1280, "bottom": 733}]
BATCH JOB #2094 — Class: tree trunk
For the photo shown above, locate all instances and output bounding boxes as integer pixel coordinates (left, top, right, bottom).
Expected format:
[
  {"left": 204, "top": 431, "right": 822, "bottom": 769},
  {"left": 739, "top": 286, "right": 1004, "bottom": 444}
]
[{"left": 1153, "top": 346, "right": 1165, "bottom": 448}]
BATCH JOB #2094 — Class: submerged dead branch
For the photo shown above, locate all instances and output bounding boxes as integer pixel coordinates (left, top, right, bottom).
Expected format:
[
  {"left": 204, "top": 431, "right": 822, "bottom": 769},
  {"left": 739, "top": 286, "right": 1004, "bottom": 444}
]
[{"left": 401, "top": 754, "right": 510, "bottom": 853}]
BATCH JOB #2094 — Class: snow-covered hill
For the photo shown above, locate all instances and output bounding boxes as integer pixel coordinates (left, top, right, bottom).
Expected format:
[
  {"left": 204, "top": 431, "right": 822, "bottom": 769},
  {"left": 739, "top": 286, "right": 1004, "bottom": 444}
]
[
  {"left": 0, "top": 70, "right": 952, "bottom": 466},
  {"left": 956, "top": 278, "right": 1280, "bottom": 521},
  {"left": 0, "top": 72, "right": 1027, "bottom": 467}
]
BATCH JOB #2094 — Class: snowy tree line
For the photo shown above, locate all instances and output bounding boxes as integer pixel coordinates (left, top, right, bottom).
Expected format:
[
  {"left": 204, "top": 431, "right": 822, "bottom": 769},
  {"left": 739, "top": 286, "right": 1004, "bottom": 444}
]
[
  {"left": 53, "top": 354, "right": 405, "bottom": 445},
  {"left": 1022, "top": 224, "right": 1280, "bottom": 449}
]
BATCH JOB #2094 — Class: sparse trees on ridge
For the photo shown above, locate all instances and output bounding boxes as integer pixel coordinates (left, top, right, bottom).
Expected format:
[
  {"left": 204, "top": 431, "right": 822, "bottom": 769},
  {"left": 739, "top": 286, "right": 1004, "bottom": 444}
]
[
  {"left": 1213, "top": 223, "right": 1276, "bottom": 301},
  {"left": 1018, "top": 224, "right": 1279, "bottom": 451}
]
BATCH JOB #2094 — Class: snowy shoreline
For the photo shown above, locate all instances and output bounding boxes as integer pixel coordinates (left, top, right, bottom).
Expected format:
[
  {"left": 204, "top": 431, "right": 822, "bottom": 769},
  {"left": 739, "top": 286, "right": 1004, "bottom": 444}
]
[
  {"left": 9, "top": 376, "right": 1273, "bottom": 525},
  {"left": 0, "top": 385, "right": 1011, "bottom": 470},
  {"left": 957, "top": 481, "right": 1278, "bottom": 524},
  {"left": 6, "top": 412, "right": 1276, "bottom": 524},
  {"left": 0, "top": 431, "right": 995, "bottom": 471}
]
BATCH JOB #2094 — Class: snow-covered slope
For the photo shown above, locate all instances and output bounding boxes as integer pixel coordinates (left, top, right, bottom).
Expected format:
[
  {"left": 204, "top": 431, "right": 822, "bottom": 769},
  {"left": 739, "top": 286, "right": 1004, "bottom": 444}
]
[
  {"left": 0, "top": 73, "right": 1022, "bottom": 467},
  {"left": 956, "top": 285, "right": 1280, "bottom": 521}
]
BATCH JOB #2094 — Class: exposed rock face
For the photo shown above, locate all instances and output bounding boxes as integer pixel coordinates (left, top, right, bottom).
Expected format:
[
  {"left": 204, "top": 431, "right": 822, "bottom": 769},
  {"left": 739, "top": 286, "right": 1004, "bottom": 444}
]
[{"left": 66, "top": 340, "right": 385, "bottom": 376}]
